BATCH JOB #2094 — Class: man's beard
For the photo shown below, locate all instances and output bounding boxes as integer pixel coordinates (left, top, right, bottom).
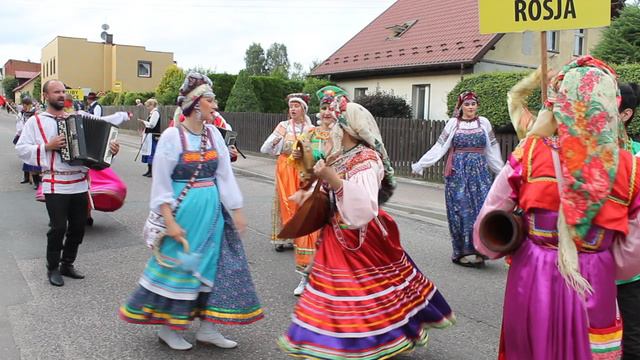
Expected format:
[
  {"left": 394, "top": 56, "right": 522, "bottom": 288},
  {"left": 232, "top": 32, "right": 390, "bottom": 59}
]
[{"left": 48, "top": 100, "right": 64, "bottom": 111}]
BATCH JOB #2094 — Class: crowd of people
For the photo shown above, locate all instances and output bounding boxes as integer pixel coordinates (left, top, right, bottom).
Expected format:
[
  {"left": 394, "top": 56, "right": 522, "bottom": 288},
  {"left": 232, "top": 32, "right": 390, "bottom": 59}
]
[{"left": 10, "top": 55, "right": 640, "bottom": 359}]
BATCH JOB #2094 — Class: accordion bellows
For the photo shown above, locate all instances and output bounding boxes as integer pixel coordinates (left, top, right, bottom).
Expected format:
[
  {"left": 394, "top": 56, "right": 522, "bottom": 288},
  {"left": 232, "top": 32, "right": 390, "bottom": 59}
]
[{"left": 57, "top": 114, "right": 119, "bottom": 170}]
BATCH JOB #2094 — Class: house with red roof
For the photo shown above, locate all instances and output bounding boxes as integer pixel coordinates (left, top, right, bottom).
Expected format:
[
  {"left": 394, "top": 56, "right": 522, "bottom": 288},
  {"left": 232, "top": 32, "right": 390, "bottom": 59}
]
[{"left": 312, "top": 0, "right": 621, "bottom": 120}]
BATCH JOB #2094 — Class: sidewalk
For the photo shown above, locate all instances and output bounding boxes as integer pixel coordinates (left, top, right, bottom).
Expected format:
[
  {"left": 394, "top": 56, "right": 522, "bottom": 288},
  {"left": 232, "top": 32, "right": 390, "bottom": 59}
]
[{"left": 118, "top": 130, "right": 448, "bottom": 225}]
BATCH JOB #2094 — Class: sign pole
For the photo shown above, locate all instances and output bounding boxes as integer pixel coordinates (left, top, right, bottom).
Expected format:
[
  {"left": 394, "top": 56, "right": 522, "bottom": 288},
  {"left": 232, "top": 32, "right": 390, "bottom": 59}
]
[{"left": 540, "top": 31, "right": 549, "bottom": 103}]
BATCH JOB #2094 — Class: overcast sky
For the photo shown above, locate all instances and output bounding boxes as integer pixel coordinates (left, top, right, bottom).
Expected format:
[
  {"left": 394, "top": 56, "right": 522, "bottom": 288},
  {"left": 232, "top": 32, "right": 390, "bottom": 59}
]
[{"left": 0, "top": 0, "right": 396, "bottom": 75}]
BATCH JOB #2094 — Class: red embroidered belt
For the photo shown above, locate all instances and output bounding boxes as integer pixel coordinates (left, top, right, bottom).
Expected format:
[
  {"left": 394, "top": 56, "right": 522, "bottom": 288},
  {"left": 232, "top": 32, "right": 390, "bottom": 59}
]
[
  {"left": 42, "top": 175, "right": 88, "bottom": 184},
  {"left": 444, "top": 147, "right": 484, "bottom": 177}
]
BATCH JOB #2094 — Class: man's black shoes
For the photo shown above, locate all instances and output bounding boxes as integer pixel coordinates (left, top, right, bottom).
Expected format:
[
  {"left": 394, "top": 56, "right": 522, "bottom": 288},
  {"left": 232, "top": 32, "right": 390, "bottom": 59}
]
[
  {"left": 48, "top": 268, "right": 64, "bottom": 286},
  {"left": 60, "top": 264, "right": 85, "bottom": 279}
]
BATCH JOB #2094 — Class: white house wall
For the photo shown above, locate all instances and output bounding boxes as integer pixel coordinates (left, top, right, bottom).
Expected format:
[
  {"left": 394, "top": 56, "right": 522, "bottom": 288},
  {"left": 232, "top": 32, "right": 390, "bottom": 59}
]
[{"left": 336, "top": 72, "right": 462, "bottom": 121}]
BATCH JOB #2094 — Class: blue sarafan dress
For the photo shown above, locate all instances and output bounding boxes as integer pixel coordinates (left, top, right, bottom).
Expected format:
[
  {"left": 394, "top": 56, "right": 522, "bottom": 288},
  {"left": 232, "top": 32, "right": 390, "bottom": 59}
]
[
  {"left": 412, "top": 117, "right": 504, "bottom": 261},
  {"left": 119, "top": 125, "right": 263, "bottom": 329}
]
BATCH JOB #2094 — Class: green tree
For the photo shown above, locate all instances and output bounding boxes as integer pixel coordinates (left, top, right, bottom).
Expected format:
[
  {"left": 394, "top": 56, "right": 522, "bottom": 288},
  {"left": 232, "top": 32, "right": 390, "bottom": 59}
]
[
  {"left": 31, "top": 76, "right": 42, "bottom": 102},
  {"left": 155, "top": 65, "right": 185, "bottom": 105},
  {"left": 265, "top": 43, "right": 290, "bottom": 77},
  {"left": 2, "top": 77, "right": 19, "bottom": 99},
  {"left": 357, "top": 92, "right": 413, "bottom": 119},
  {"left": 290, "top": 62, "right": 307, "bottom": 81},
  {"left": 592, "top": 4, "right": 640, "bottom": 64},
  {"left": 225, "top": 70, "right": 262, "bottom": 112},
  {"left": 245, "top": 43, "right": 267, "bottom": 76},
  {"left": 208, "top": 73, "right": 238, "bottom": 111}
]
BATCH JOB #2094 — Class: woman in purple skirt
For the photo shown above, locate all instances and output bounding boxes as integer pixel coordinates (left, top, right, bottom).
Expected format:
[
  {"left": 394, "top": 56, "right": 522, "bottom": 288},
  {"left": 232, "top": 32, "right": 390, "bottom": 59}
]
[{"left": 474, "top": 56, "right": 640, "bottom": 359}]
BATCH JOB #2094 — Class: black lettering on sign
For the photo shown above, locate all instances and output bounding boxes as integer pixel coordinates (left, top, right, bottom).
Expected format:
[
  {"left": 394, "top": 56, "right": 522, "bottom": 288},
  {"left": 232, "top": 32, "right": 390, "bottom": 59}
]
[
  {"left": 543, "top": 0, "right": 554, "bottom": 20},
  {"left": 565, "top": 0, "right": 576, "bottom": 19},
  {"left": 514, "top": 0, "right": 578, "bottom": 22},
  {"left": 515, "top": 0, "right": 527, "bottom": 21}
]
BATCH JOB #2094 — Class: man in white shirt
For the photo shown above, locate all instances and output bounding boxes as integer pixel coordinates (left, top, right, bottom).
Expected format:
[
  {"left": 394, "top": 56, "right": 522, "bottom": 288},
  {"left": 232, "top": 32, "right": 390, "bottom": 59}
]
[
  {"left": 15, "top": 80, "right": 120, "bottom": 286},
  {"left": 86, "top": 92, "right": 102, "bottom": 117}
]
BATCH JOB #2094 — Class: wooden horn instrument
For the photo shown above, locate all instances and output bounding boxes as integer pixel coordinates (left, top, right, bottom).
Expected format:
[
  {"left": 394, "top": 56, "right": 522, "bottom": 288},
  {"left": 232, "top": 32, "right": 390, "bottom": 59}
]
[{"left": 478, "top": 209, "right": 524, "bottom": 255}]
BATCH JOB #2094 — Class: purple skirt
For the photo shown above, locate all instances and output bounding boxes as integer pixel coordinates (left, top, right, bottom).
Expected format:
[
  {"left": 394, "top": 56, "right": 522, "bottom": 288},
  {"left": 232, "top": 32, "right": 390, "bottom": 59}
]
[{"left": 501, "top": 209, "right": 621, "bottom": 359}]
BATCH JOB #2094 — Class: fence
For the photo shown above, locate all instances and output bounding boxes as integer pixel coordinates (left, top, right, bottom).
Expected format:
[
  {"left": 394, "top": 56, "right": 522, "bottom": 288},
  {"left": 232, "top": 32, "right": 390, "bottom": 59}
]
[{"left": 104, "top": 106, "right": 519, "bottom": 183}]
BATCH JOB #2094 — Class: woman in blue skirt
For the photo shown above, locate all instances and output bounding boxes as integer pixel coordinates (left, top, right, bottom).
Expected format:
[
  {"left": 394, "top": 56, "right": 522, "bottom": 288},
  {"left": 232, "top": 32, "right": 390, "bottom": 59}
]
[
  {"left": 412, "top": 91, "right": 503, "bottom": 267},
  {"left": 119, "top": 72, "right": 263, "bottom": 350}
]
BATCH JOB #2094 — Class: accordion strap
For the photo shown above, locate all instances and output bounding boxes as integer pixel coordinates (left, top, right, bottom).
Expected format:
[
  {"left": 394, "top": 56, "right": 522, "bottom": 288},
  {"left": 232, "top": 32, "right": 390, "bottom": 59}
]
[{"left": 35, "top": 113, "right": 48, "bottom": 144}]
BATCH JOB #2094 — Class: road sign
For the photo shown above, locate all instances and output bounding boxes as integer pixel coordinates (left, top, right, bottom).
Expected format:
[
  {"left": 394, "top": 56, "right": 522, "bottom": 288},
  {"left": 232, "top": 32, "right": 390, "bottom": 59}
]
[
  {"left": 113, "top": 81, "right": 123, "bottom": 94},
  {"left": 67, "top": 89, "right": 84, "bottom": 101},
  {"left": 479, "top": 0, "right": 611, "bottom": 34}
]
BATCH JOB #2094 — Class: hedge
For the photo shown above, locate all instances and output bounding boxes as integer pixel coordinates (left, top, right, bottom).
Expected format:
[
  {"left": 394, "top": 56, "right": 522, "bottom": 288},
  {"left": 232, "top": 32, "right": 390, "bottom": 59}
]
[
  {"left": 447, "top": 63, "right": 640, "bottom": 137},
  {"left": 208, "top": 73, "right": 237, "bottom": 111},
  {"left": 249, "top": 76, "right": 304, "bottom": 113}
]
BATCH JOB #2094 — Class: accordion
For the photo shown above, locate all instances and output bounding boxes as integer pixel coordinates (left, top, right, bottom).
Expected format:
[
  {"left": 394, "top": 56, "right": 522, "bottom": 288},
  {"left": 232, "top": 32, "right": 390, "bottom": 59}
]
[{"left": 57, "top": 114, "right": 119, "bottom": 170}]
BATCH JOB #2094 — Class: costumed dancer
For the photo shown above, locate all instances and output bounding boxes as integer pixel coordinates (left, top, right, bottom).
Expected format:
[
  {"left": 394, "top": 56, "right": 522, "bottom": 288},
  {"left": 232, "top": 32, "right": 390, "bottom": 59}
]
[
  {"left": 287, "top": 87, "right": 342, "bottom": 297},
  {"left": 14, "top": 96, "right": 41, "bottom": 188},
  {"left": 617, "top": 82, "right": 640, "bottom": 359},
  {"left": 15, "top": 80, "right": 121, "bottom": 286},
  {"left": 412, "top": 91, "right": 503, "bottom": 267},
  {"left": 119, "top": 72, "right": 263, "bottom": 351},
  {"left": 139, "top": 99, "right": 161, "bottom": 177},
  {"left": 474, "top": 56, "right": 640, "bottom": 360},
  {"left": 279, "top": 99, "right": 455, "bottom": 360},
  {"left": 260, "top": 93, "right": 318, "bottom": 295}
]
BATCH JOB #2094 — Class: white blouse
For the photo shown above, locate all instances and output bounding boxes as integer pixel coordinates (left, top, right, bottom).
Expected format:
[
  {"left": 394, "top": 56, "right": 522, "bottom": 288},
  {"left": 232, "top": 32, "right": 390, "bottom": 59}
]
[
  {"left": 260, "top": 119, "right": 313, "bottom": 156},
  {"left": 336, "top": 159, "right": 384, "bottom": 229},
  {"left": 149, "top": 125, "right": 243, "bottom": 213},
  {"left": 411, "top": 117, "right": 504, "bottom": 175}
]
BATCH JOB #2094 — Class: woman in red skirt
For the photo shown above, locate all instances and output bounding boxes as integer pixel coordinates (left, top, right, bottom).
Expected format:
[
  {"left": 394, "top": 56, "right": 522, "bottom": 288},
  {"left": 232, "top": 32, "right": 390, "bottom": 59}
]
[{"left": 278, "top": 96, "right": 455, "bottom": 359}]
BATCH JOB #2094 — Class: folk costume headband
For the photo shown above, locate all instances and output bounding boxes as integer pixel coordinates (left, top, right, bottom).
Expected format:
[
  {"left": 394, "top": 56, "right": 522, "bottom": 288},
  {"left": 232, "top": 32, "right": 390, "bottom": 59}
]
[
  {"left": 453, "top": 91, "right": 479, "bottom": 119},
  {"left": 179, "top": 72, "right": 215, "bottom": 114},
  {"left": 287, "top": 93, "right": 311, "bottom": 113}
]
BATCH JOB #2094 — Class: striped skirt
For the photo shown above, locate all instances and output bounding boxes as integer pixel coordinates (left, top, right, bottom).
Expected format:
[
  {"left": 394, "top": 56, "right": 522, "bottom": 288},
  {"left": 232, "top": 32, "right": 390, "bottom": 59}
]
[{"left": 279, "top": 210, "right": 455, "bottom": 359}]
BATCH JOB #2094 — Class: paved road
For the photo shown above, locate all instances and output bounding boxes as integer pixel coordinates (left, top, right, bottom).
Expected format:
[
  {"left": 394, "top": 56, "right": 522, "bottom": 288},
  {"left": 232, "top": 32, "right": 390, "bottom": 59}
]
[{"left": 0, "top": 112, "right": 506, "bottom": 360}]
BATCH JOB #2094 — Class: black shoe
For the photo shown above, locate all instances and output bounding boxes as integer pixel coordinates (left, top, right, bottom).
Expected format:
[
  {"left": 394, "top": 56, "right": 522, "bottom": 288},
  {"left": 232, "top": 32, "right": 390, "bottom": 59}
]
[
  {"left": 143, "top": 173, "right": 152, "bottom": 178},
  {"left": 47, "top": 268, "right": 64, "bottom": 286},
  {"left": 60, "top": 264, "right": 85, "bottom": 279},
  {"left": 20, "top": 179, "right": 30, "bottom": 184},
  {"left": 86, "top": 217, "right": 94, "bottom": 226},
  {"left": 275, "top": 244, "right": 286, "bottom": 252}
]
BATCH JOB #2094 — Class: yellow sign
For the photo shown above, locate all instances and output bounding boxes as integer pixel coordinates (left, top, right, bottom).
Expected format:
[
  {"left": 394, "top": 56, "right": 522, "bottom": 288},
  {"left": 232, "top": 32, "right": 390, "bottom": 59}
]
[
  {"left": 479, "top": 0, "right": 611, "bottom": 34},
  {"left": 113, "top": 81, "right": 123, "bottom": 93},
  {"left": 67, "top": 89, "right": 84, "bottom": 101}
]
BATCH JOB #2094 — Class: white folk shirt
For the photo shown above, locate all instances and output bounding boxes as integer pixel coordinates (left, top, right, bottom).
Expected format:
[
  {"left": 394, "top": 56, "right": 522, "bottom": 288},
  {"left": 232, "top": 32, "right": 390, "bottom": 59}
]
[{"left": 15, "top": 112, "right": 89, "bottom": 194}]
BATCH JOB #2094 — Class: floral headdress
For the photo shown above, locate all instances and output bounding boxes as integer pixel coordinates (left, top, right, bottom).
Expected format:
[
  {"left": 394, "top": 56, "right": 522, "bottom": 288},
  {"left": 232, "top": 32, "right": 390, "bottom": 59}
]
[{"left": 544, "top": 55, "right": 624, "bottom": 295}]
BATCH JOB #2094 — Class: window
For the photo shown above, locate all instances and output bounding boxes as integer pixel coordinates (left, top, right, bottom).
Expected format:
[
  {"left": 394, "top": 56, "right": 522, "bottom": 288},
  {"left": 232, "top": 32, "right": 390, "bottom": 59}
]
[
  {"left": 137, "top": 61, "right": 152, "bottom": 78},
  {"left": 386, "top": 20, "right": 418, "bottom": 40},
  {"left": 547, "top": 31, "right": 559, "bottom": 53},
  {"left": 53, "top": 57, "right": 56, "bottom": 75},
  {"left": 411, "top": 84, "right": 431, "bottom": 120},
  {"left": 574, "top": 29, "right": 585, "bottom": 56},
  {"left": 354, "top": 87, "right": 368, "bottom": 100}
]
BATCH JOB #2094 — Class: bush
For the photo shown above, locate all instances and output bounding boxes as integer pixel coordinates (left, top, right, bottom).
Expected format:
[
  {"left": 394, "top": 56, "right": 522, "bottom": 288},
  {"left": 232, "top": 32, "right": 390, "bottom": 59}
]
[
  {"left": 617, "top": 63, "right": 640, "bottom": 138},
  {"left": 122, "top": 91, "right": 156, "bottom": 105},
  {"left": 226, "top": 70, "right": 262, "bottom": 112},
  {"left": 250, "top": 76, "right": 303, "bottom": 113},
  {"left": 208, "top": 73, "right": 237, "bottom": 111},
  {"left": 447, "top": 71, "right": 542, "bottom": 130},
  {"left": 356, "top": 92, "right": 413, "bottom": 118},
  {"left": 156, "top": 65, "right": 185, "bottom": 105},
  {"left": 98, "top": 91, "right": 118, "bottom": 106}
]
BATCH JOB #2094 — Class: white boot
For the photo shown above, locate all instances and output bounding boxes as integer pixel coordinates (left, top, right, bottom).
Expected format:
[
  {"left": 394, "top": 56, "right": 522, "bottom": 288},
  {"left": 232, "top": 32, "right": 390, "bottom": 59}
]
[
  {"left": 158, "top": 325, "right": 193, "bottom": 351},
  {"left": 196, "top": 321, "right": 238, "bottom": 349},
  {"left": 293, "top": 276, "right": 308, "bottom": 296}
]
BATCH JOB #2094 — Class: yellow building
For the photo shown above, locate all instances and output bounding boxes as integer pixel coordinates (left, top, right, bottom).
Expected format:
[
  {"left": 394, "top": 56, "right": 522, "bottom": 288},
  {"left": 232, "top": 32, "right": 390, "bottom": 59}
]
[{"left": 41, "top": 36, "right": 174, "bottom": 95}]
